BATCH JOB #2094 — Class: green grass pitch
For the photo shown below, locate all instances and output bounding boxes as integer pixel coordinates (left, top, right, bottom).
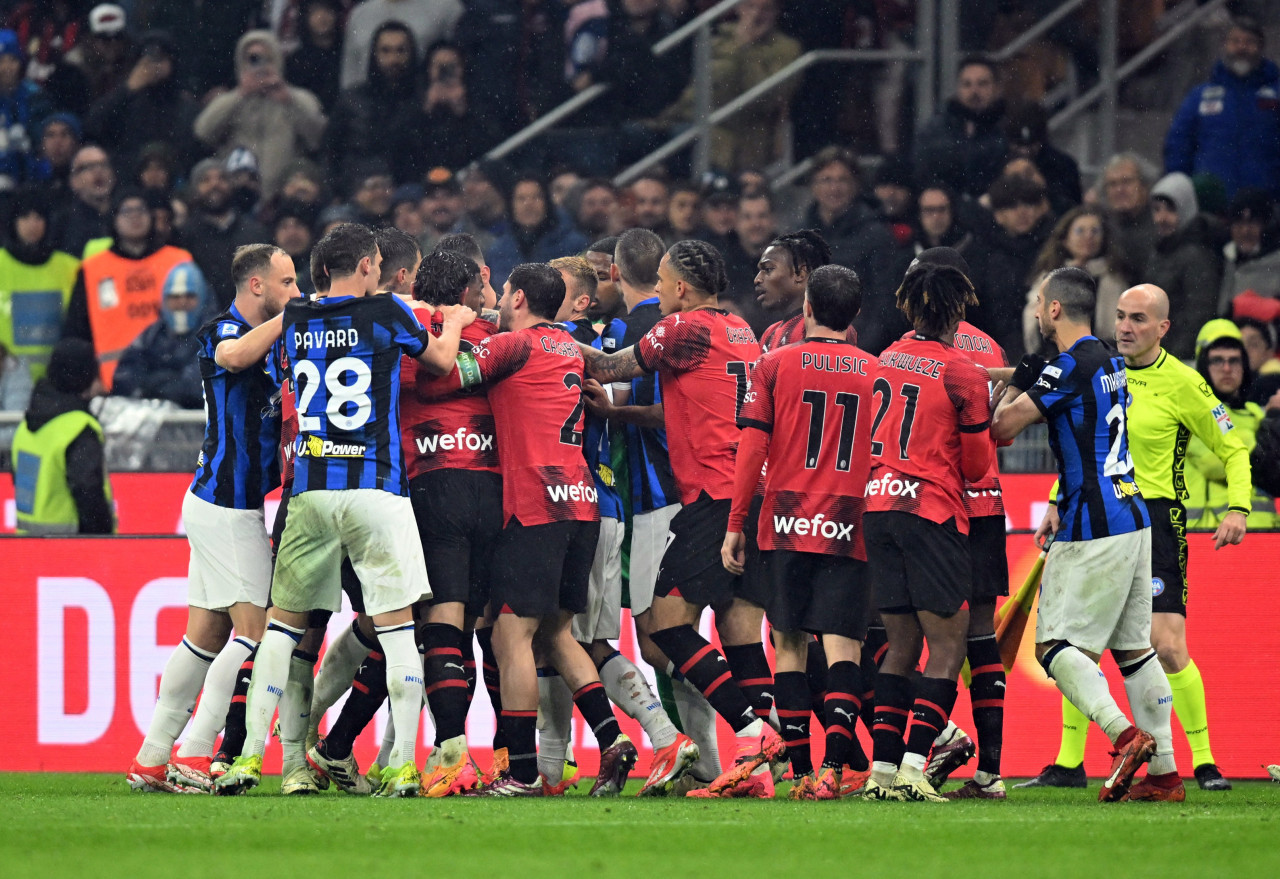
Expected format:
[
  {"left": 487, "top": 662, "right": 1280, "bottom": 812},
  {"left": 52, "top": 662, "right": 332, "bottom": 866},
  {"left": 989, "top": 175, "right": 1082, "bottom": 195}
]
[{"left": 3, "top": 774, "right": 1279, "bottom": 879}]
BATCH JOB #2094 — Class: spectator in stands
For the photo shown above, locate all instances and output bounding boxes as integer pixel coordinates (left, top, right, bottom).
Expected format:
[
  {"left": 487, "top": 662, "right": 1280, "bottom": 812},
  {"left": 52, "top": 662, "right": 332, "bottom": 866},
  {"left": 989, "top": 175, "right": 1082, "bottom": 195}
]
[
  {"left": 599, "top": 0, "right": 690, "bottom": 128},
  {"left": 326, "top": 21, "right": 422, "bottom": 189},
  {"left": 133, "top": 142, "right": 175, "bottom": 195},
  {"left": 285, "top": 0, "right": 345, "bottom": 112},
  {"left": 567, "top": 178, "right": 619, "bottom": 240},
  {"left": 6, "top": 2, "right": 80, "bottom": 90},
  {"left": 272, "top": 199, "right": 318, "bottom": 296},
  {"left": 1100, "top": 151, "right": 1159, "bottom": 275},
  {"left": 0, "top": 29, "right": 52, "bottom": 189},
  {"left": 193, "top": 30, "right": 327, "bottom": 200},
  {"left": 62, "top": 187, "right": 195, "bottom": 389},
  {"left": 61, "top": 4, "right": 133, "bottom": 106},
  {"left": 1185, "top": 320, "right": 1274, "bottom": 530},
  {"left": 0, "top": 188, "right": 80, "bottom": 410},
  {"left": 178, "top": 159, "right": 269, "bottom": 310},
  {"left": 344, "top": 158, "right": 395, "bottom": 226},
  {"left": 340, "top": 0, "right": 463, "bottom": 90},
  {"left": 1003, "top": 101, "right": 1081, "bottom": 217},
  {"left": 224, "top": 148, "right": 263, "bottom": 217},
  {"left": 55, "top": 144, "right": 115, "bottom": 258},
  {"left": 549, "top": 167, "right": 583, "bottom": 207},
  {"left": 738, "top": 168, "right": 768, "bottom": 198},
  {"left": 722, "top": 190, "right": 777, "bottom": 331},
  {"left": 458, "top": 159, "right": 512, "bottom": 252},
  {"left": 629, "top": 173, "right": 671, "bottom": 236},
  {"left": 799, "top": 146, "right": 895, "bottom": 352},
  {"left": 391, "top": 184, "right": 426, "bottom": 240},
  {"left": 1218, "top": 188, "right": 1280, "bottom": 315},
  {"left": 10, "top": 337, "right": 113, "bottom": 534},
  {"left": 31, "top": 114, "right": 81, "bottom": 205},
  {"left": 393, "top": 40, "right": 502, "bottom": 182},
  {"left": 1240, "top": 316, "right": 1280, "bottom": 377},
  {"left": 135, "top": 0, "right": 259, "bottom": 100},
  {"left": 1146, "top": 172, "right": 1222, "bottom": 361},
  {"left": 966, "top": 173, "right": 1053, "bottom": 360},
  {"left": 112, "top": 261, "right": 208, "bottom": 409},
  {"left": 657, "top": 0, "right": 799, "bottom": 173},
  {"left": 455, "top": 0, "right": 562, "bottom": 137},
  {"left": 418, "top": 168, "right": 464, "bottom": 251},
  {"left": 485, "top": 174, "right": 588, "bottom": 286},
  {"left": 1164, "top": 16, "right": 1280, "bottom": 200},
  {"left": 695, "top": 174, "right": 740, "bottom": 257},
  {"left": 874, "top": 155, "right": 918, "bottom": 271},
  {"left": 83, "top": 30, "right": 198, "bottom": 180},
  {"left": 666, "top": 179, "right": 701, "bottom": 241},
  {"left": 273, "top": 158, "right": 330, "bottom": 216},
  {"left": 914, "top": 55, "right": 1008, "bottom": 200},
  {"left": 914, "top": 185, "right": 971, "bottom": 255},
  {"left": 144, "top": 187, "right": 177, "bottom": 248},
  {"left": 1023, "top": 205, "right": 1131, "bottom": 353}
]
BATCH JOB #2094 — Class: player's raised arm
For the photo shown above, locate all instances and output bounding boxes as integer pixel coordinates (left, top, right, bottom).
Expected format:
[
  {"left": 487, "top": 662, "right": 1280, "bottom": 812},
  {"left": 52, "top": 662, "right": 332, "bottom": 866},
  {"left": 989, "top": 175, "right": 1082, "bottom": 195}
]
[
  {"left": 417, "top": 304, "right": 476, "bottom": 375},
  {"left": 215, "top": 312, "right": 286, "bottom": 372}
]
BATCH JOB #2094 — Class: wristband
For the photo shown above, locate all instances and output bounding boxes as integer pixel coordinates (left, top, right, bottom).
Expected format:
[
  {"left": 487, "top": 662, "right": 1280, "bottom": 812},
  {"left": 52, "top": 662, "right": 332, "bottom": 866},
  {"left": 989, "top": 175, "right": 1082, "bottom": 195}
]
[{"left": 1011, "top": 353, "right": 1047, "bottom": 392}]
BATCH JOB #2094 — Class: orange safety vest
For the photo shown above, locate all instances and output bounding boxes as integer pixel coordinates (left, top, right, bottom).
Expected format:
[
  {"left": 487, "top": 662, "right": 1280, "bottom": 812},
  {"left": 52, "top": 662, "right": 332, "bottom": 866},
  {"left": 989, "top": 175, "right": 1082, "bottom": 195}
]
[{"left": 81, "top": 245, "right": 194, "bottom": 389}]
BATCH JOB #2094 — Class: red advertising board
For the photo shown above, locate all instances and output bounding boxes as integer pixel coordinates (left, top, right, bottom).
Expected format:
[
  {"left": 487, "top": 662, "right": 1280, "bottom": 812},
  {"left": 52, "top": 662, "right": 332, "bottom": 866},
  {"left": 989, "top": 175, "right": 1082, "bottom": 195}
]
[{"left": 1, "top": 533, "right": 1276, "bottom": 778}]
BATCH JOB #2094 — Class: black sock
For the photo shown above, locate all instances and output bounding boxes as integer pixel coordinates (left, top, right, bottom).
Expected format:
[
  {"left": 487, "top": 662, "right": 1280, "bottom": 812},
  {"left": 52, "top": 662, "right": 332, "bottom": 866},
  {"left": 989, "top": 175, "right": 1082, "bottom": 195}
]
[
  {"left": 823, "top": 661, "right": 866, "bottom": 771},
  {"left": 217, "top": 646, "right": 256, "bottom": 759},
  {"left": 871, "top": 672, "right": 914, "bottom": 767},
  {"left": 905, "top": 676, "right": 959, "bottom": 760},
  {"left": 324, "top": 649, "right": 387, "bottom": 759},
  {"left": 723, "top": 643, "right": 774, "bottom": 721},
  {"left": 650, "top": 625, "right": 757, "bottom": 733},
  {"left": 572, "top": 681, "right": 622, "bottom": 749},
  {"left": 860, "top": 626, "right": 887, "bottom": 734},
  {"left": 500, "top": 709, "right": 538, "bottom": 783},
  {"left": 967, "top": 634, "right": 1005, "bottom": 776},
  {"left": 774, "top": 670, "right": 812, "bottom": 776},
  {"left": 464, "top": 655, "right": 477, "bottom": 707},
  {"left": 475, "top": 626, "right": 506, "bottom": 751},
  {"left": 421, "top": 623, "right": 470, "bottom": 744},
  {"left": 806, "top": 637, "right": 829, "bottom": 728}
]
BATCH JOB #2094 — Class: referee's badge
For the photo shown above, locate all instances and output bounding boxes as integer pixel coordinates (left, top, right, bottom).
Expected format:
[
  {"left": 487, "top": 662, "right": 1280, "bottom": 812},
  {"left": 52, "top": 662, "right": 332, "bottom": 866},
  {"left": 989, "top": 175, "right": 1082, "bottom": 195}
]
[{"left": 1152, "top": 578, "right": 1165, "bottom": 597}]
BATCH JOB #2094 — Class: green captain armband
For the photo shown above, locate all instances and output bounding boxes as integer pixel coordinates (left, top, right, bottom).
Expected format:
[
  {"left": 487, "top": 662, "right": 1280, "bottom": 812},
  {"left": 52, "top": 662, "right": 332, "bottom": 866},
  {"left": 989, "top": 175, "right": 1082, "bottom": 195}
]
[{"left": 457, "top": 351, "right": 483, "bottom": 389}]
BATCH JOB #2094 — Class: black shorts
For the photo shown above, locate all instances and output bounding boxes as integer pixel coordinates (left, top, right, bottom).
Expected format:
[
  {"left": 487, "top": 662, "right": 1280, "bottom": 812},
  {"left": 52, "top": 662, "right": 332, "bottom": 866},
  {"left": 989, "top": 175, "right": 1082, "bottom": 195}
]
[
  {"left": 271, "top": 487, "right": 364, "bottom": 625},
  {"left": 489, "top": 517, "right": 600, "bottom": 619},
  {"left": 967, "top": 515, "right": 1010, "bottom": 604},
  {"left": 1147, "top": 498, "right": 1189, "bottom": 615},
  {"left": 410, "top": 469, "right": 503, "bottom": 617},
  {"left": 655, "top": 492, "right": 742, "bottom": 610},
  {"left": 864, "top": 511, "right": 971, "bottom": 617},
  {"left": 764, "top": 550, "right": 870, "bottom": 640},
  {"left": 738, "top": 494, "right": 773, "bottom": 610}
]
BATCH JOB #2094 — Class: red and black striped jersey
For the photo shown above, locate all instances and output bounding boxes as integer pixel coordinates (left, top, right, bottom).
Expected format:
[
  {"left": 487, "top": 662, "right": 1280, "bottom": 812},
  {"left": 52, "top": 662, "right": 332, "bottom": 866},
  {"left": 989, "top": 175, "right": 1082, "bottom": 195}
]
[{"left": 952, "top": 320, "right": 1006, "bottom": 519}]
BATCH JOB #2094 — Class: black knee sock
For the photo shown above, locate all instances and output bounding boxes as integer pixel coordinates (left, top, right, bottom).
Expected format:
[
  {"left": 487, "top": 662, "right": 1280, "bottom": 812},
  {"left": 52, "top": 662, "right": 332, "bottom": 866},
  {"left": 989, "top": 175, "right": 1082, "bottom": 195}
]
[
  {"left": 806, "top": 637, "right": 829, "bottom": 728},
  {"left": 649, "top": 625, "right": 757, "bottom": 733},
  {"left": 722, "top": 642, "right": 774, "bottom": 722},
  {"left": 421, "top": 623, "right": 469, "bottom": 744},
  {"left": 474, "top": 626, "right": 506, "bottom": 751},
  {"left": 324, "top": 649, "right": 387, "bottom": 760},
  {"left": 500, "top": 710, "right": 538, "bottom": 783},
  {"left": 463, "top": 654, "right": 477, "bottom": 708},
  {"left": 217, "top": 646, "right": 257, "bottom": 759},
  {"left": 572, "top": 681, "right": 622, "bottom": 749},
  {"left": 967, "top": 634, "right": 1005, "bottom": 776},
  {"left": 860, "top": 626, "right": 887, "bottom": 734},
  {"left": 871, "top": 672, "right": 914, "bottom": 767},
  {"left": 822, "top": 661, "right": 865, "bottom": 771},
  {"left": 905, "top": 676, "right": 959, "bottom": 760},
  {"left": 774, "top": 670, "right": 812, "bottom": 776}
]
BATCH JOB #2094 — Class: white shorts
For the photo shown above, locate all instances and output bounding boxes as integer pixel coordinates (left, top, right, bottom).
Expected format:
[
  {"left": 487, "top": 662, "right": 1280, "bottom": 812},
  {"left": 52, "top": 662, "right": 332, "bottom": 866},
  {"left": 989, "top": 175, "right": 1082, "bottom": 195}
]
[
  {"left": 183, "top": 491, "right": 272, "bottom": 611},
  {"left": 573, "top": 516, "right": 625, "bottom": 642},
  {"left": 629, "top": 503, "right": 681, "bottom": 616},
  {"left": 1036, "top": 527, "right": 1152, "bottom": 654},
  {"left": 272, "top": 489, "right": 431, "bottom": 617}
]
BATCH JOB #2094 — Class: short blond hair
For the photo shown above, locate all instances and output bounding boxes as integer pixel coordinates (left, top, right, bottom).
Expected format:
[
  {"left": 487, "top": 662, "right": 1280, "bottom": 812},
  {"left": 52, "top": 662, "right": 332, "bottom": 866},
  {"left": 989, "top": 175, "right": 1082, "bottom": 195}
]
[{"left": 549, "top": 255, "right": 597, "bottom": 301}]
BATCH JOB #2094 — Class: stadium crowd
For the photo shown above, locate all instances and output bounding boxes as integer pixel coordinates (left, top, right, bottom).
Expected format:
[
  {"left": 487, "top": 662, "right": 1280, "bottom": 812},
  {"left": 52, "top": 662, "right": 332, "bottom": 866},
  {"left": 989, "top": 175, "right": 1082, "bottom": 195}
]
[{"left": 5, "top": 1, "right": 1280, "bottom": 800}]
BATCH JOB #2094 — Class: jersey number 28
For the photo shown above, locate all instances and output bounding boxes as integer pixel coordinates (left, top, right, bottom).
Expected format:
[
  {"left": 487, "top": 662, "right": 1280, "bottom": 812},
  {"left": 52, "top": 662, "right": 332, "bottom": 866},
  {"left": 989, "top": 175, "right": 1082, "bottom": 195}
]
[{"left": 295, "top": 357, "right": 372, "bottom": 432}]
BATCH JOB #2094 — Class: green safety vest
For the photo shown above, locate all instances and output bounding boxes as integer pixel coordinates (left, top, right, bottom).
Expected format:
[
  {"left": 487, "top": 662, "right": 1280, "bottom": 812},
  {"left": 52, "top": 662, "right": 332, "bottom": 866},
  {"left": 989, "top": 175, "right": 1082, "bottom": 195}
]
[
  {"left": 0, "top": 249, "right": 81, "bottom": 381},
  {"left": 11, "top": 410, "right": 114, "bottom": 534}
]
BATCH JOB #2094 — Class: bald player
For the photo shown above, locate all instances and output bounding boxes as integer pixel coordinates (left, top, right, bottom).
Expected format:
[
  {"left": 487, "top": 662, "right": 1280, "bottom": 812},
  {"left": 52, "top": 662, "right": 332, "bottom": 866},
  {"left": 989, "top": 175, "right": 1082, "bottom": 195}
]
[{"left": 1025, "top": 284, "right": 1250, "bottom": 795}]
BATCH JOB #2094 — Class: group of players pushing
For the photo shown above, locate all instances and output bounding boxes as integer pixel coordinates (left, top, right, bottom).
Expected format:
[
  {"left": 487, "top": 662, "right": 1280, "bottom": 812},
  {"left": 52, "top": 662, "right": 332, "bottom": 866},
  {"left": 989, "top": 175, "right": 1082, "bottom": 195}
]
[{"left": 123, "top": 217, "right": 1177, "bottom": 801}]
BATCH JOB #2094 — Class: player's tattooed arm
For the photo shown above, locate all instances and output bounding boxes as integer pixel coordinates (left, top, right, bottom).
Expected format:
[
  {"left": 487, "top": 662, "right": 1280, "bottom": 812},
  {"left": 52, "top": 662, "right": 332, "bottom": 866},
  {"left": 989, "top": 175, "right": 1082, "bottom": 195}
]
[
  {"left": 577, "top": 342, "right": 645, "bottom": 382},
  {"left": 481, "top": 308, "right": 500, "bottom": 324}
]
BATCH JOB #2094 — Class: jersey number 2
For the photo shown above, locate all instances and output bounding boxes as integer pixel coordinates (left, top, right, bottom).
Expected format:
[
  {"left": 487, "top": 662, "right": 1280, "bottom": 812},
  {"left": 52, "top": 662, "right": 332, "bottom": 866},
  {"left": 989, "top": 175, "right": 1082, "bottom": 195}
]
[{"left": 560, "top": 372, "right": 585, "bottom": 446}]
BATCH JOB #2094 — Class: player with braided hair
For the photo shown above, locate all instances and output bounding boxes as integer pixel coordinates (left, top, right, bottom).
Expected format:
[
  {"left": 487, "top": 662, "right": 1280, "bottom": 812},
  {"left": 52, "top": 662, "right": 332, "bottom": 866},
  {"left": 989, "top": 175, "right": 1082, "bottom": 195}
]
[
  {"left": 860, "top": 259, "right": 994, "bottom": 803},
  {"left": 756, "top": 230, "right": 833, "bottom": 352},
  {"left": 578, "top": 241, "right": 785, "bottom": 798}
]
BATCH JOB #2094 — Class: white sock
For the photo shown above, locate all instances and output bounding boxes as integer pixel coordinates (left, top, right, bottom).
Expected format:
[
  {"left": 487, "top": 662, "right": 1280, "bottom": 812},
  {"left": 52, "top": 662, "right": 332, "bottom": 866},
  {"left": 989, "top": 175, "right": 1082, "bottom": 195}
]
[
  {"left": 310, "top": 620, "right": 372, "bottom": 719},
  {"left": 177, "top": 636, "right": 255, "bottom": 759},
  {"left": 1120, "top": 651, "right": 1177, "bottom": 776},
  {"left": 377, "top": 715, "right": 396, "bottom": 768},
  {"left": 600, "top": 653, "right": 678, "bottom": 749},
  {"left": 901, "top": 752, "right": 928, "bottom": 772},
  {"left": 1048, "top": 646, "right": 1131, "bottom": 741},
  {"left": 871, "top": 761, "right": 898, "bottom": 786},
  {"left": 672, "top": 671, "right": 721, "bottom": 779},
  {"left": 278, "top": 650, "right": 317, "bottom": 774},
  {"left": 537, "top": 670, "right": 573, "bottom": 783},
  {"left": 138, "top": 638, "right": 216, "bottom": 766},
  {"left": 932, "top": 719, "right": 959, "bottom": 749},
  {"left": 380, "top": 623, "right": 424, "bottom": 768},
  {"left": 244, "top": 623, "right": 304, "bottom": 758}
]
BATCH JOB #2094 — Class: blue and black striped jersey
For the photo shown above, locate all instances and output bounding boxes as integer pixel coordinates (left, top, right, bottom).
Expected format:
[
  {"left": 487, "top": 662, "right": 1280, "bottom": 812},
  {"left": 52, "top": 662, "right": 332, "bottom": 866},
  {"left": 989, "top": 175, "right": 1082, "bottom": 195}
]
[
  {"left": 283, "top": 293, "right": 429, "bottom": 496},
  {"left": 1027, "top": 336, "right": 1150, "bottom": 541},
  {"left": 190, "top": 303, "right": 281, "bottom": 509}
]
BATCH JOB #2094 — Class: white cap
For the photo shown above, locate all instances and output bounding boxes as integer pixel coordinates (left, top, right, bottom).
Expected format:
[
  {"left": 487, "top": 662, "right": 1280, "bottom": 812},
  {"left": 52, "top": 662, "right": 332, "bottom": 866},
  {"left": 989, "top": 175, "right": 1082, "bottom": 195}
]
[{"left": 89, "top": 4, "right": 127, "bottom": 36}]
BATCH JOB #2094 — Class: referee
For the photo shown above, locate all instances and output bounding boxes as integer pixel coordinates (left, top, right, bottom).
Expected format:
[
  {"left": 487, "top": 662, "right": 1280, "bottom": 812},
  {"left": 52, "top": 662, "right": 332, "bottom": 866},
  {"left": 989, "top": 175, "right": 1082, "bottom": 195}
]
[{"left": 1026, "top": 284, "right": 1249, "bottom": 792}]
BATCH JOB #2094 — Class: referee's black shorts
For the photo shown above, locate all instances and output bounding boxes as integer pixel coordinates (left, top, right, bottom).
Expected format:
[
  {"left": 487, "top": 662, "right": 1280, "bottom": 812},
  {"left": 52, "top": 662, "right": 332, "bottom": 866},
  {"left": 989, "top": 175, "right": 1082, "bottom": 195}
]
[{"left": 1146, "top": 498, "right": 1189, "bottom": 615}]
